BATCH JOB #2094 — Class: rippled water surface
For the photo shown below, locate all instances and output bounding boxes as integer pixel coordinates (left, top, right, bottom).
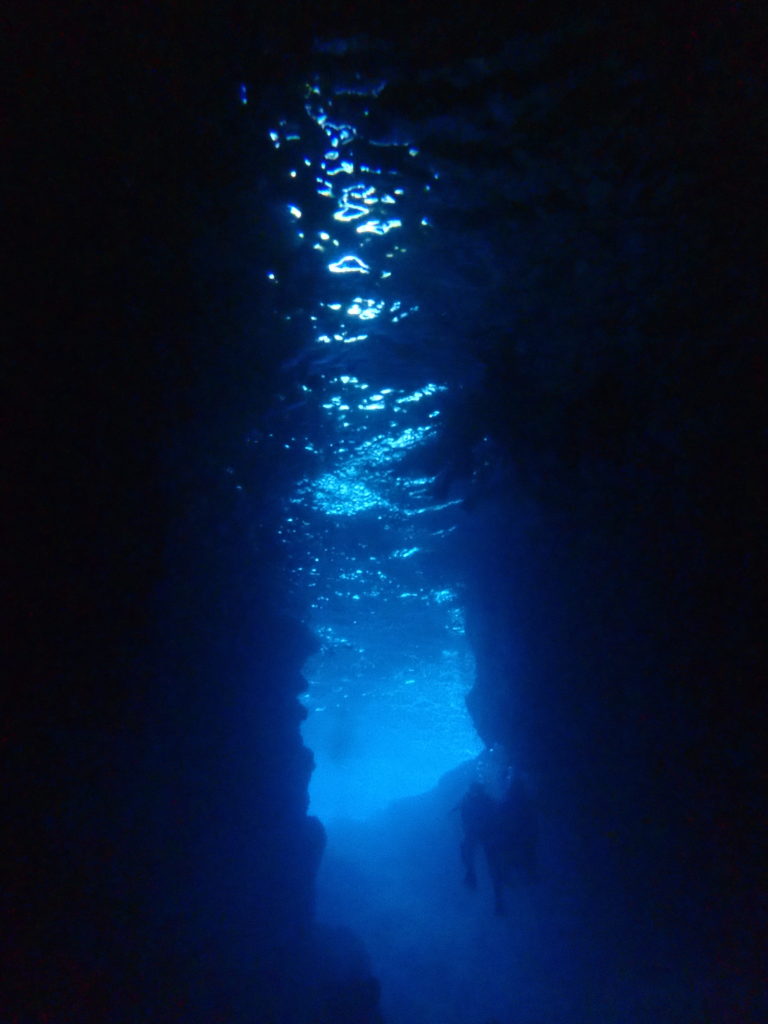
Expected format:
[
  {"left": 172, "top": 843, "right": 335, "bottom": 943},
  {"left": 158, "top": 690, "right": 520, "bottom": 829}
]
[{"left": 261, "top": 55, "right": 489, "bottom": 819}]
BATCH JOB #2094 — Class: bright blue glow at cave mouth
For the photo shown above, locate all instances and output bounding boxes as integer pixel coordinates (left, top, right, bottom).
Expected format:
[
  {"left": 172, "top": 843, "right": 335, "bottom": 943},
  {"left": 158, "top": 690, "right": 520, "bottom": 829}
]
[
  {"left": 300, "top": 593, "right": 482, "bottom": 823},
  {"left": 276, "top": 70, "right": 483, "bottom": 823}
]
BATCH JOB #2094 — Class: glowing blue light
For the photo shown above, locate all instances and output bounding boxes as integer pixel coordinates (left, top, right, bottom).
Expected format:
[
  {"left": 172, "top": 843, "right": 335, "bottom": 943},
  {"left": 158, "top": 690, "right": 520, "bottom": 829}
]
[
  {"left": 313, "top": 473, "right": 390, "bottom": 516},
  {"left": 240, "top": 83, "right": 248, "bottom": 105},
  {"left": 356, "top": 219, "right": 402, "bottom": 235},
  {"left": 404, "top": 499, "right": 464, "bottom": 516},
  {"left": 327, "top": 161, "right": 355, "bottom": 176},
  {"left": 346, "top": 299, "right": 383, "bottom": 320},
  {"left": 334, "top": 183, "right": 380, "bottom": 221},
  {"left": 395, "top": 383, "right": 448, "bottom": 404},
  {"left": 334, "top": 202, "right": 367, "bottom": 222},
  {"left": 283, "top": 72, "right": 484, "bottom": 825},
  {"left": 394, "top": 547, "right": 420, "bottom": 559},
  {"left": 322, "top": 121, "right": 356, "bottom": 145},
  {"left": 328, "top": 255, "right": 370, "bottom": 274}
]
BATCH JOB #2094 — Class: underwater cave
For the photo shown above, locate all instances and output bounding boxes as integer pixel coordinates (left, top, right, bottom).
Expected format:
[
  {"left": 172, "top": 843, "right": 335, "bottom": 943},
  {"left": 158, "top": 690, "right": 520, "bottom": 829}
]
[{"left": 8, "top": 3, "right": 767, "bottom": 1023}]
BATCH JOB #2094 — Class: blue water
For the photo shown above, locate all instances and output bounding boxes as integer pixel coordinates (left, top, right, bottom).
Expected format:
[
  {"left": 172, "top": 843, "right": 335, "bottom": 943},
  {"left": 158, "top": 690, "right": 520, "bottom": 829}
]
[{"left": 264, "top": 64, "right": 483, "bottom": 821}]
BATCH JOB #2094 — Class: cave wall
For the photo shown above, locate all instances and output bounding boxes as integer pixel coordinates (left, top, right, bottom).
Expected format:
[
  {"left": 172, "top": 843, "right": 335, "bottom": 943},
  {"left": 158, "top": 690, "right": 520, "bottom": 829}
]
[
  {"left": 461, "top": 481, "right": 765, "bottom": 1011},
  {"left": 449, "top": 10, "right": 768, "bottom": 1004},
  {"left": 6, "top": 6, "right": 326, "bottom": 1020}
]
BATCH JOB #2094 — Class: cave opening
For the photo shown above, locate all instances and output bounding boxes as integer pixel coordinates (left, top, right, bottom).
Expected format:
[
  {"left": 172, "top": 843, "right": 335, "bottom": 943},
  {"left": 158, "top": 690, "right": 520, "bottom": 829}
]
[
  {"left": 242, "top": 16, "right": 766, "bottom": 1020},
  {"left": 263, "top": 43, "right": 530, "bottom": 1021},
  {"left": 266, "top": 57, "right": 489, "bottom": 826},
  {"left": 300, "top": 584, "right": 482, "bottom": 823}
]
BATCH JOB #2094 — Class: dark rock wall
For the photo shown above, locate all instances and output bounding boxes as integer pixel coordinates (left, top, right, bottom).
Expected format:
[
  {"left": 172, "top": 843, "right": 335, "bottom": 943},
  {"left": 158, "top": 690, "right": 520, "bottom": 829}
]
[
  {"left": 444, "top": 8, "right": 768, "bottom": 1007},
  {"left": 6, "top": 6, "right": 323, "bottom": 1021}
]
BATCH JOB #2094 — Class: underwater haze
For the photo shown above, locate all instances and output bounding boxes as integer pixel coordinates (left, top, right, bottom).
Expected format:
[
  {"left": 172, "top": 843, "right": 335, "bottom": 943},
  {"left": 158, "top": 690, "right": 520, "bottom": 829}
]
[{"left": 261, "top": 67, "right": 485, "bottom": 821}]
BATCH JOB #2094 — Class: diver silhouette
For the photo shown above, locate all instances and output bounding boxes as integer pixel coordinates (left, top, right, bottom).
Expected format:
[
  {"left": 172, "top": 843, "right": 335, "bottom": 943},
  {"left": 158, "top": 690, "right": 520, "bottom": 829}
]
[
  {"left": 457, "top": 775, "right": 538, "bottom": 914},
  {"left": 457, "top": 782, "right": 497, "bottom": 891}
]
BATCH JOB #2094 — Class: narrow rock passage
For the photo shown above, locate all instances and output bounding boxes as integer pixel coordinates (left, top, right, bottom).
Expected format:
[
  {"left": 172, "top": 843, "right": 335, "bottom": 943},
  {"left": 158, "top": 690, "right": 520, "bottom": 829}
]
[
  {"left": 315, "top": 765, "right": 705, "bottom": 1024},
  {"left": 318, "top": 775, "right": 536, "bottom": 1024},
  {"left": 264, "top": 17, "right": 766, "bottom": 1023}
]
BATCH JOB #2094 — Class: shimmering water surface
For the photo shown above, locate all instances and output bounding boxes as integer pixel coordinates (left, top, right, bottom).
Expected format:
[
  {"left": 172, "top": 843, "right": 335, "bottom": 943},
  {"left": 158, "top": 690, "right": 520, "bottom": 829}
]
[{"left": 266, "top": 64, "right": 482, "bottom": 820}]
